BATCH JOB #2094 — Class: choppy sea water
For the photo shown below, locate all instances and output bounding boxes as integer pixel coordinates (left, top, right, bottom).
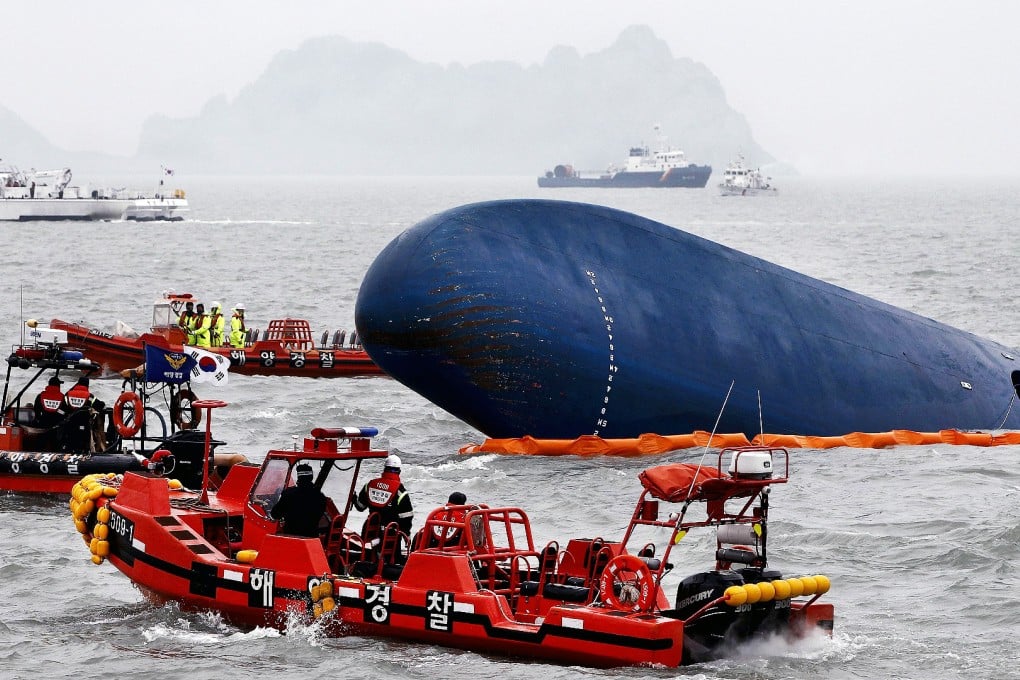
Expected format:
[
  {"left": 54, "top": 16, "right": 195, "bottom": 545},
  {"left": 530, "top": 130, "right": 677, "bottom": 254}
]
[{"left": 2, "top": 175, "right": 1019, "bottom": 679}]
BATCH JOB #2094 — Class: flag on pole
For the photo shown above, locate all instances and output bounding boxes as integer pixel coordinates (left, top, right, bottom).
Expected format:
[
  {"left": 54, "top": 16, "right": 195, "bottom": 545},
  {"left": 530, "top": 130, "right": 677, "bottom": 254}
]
[
  {"left": 144, "top": 344, "right": 197, "bottom": 384},
  {"left": 185, "top": 347, "right": 230, "bottom": 385}
]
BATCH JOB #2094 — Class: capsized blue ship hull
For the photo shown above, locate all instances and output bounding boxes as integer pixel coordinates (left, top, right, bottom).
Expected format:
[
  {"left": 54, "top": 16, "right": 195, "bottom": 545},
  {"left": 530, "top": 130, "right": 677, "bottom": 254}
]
[{"left": 355, "top": 200, "right": 1020, "bottom": 439}]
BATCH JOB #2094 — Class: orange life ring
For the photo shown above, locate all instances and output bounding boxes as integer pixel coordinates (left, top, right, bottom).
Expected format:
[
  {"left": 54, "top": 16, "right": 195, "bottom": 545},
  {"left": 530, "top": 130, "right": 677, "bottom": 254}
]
[
  {"left": 170, "top": 388, "right": 202, "bottom": 430},
  {"left": 599, "top": 554, "right": 655, "bottom": 612},
  {"left": 113, "top": 391, "right": 143, "bottom": 438}
]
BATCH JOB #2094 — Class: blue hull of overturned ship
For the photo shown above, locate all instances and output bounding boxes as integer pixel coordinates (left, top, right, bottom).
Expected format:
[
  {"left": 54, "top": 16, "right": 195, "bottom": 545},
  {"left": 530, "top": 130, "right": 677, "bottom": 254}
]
[
  {"left": 355, "top": 200, "right": 1020, "bottom": 439},
  {"left": 537, "top": 165, "right": 712, "bottom": 188}
]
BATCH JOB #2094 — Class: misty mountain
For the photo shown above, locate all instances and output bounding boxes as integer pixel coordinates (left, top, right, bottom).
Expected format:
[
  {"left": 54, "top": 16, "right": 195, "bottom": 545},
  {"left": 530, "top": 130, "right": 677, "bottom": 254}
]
[
  {"left": 6, "top": 26, "right": 775, "bottom": 176},
  {"left": 0, "top": 107, "right": 130, "bottom": 175}
]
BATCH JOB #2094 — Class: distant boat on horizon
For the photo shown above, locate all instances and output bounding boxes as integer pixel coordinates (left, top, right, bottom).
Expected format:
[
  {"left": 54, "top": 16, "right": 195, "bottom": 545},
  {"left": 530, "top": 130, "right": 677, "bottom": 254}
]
[
  {"left": 537, "top": 125, "right": 711, "bottom": 189},
  {"left": 718, "top": 155, "right": 777, "bottom": 196}
]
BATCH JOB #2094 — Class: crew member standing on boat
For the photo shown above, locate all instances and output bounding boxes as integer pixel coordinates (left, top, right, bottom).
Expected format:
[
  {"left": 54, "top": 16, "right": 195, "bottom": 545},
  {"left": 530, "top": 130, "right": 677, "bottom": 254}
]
[
  {"left": 191, "top": 303, "right": 212, "bottom": 348},
  {"left": 270, "top": 463, "right": 328, "bottom": 537},
  {"left": 229, "top": 304, "right": 246, "bottom": 348},
  {"left": 177, "top": 301, "right": 196, "bottom": 340},
  {"left": 209, "top": 301, "right": 225, "bottom": 347},
  {"left": 354, "top": 454, "right": 414, "bottom": 547}
]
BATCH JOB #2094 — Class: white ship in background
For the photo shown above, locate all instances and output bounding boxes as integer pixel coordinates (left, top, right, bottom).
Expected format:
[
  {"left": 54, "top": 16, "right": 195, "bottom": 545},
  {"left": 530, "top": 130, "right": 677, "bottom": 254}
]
[
  {"left": 718, "top": 155, "right": 777, "bottom": 196},
  {"left": 0, "top": 163, "right": 188, "bottom": 221}
]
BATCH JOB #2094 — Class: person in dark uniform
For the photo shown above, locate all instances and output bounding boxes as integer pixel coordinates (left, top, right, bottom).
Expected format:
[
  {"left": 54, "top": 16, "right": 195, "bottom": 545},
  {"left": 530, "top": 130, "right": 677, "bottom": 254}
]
[
  {"left": 353, "top": 454, "right": 414, "bottom": 544},
  {"left": 270, "top": 463, "right": 328, "bottom": 538},
  {"left": 33, "top": 376, "right": 65, "bottom": 428}
]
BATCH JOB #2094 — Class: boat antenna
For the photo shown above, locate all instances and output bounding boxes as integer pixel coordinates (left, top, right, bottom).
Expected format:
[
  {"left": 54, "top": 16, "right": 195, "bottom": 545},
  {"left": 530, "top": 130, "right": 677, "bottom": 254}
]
[
  {"left": 686, "top": 380, "right": 735, "bottom": 498},
  {"left": 19, "top": 285, "right": 24, "bottom": 345}
]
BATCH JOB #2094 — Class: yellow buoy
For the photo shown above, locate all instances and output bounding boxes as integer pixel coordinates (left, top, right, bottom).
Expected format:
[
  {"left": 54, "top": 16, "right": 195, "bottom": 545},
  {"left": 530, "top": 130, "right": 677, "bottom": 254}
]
[
  {"left": 95, "top": 540, "right": 110, "bottom": 557},
  {"left": 74, "top": 519, "right": 87, "bottom": 535},
  {"left": 313, "top": 603, "right": 323, "bottom": 618},
  {"left": 91, "top": 554, "right": 104, "bottom": 565},
  {"left": 787, "top": 577, "right": 805, "bottom": 598},
  {"left": 772, "top": 579, "right": 792, "bottom": 600},
  {"left": 723, "top": 585, "right": 747, "bottom": 607},
  {"left": 97, "top": 506, "right": 111, "bottom": 523},
  {"left": 103, "top": 486, "right": 118, "bottom": 497},
  {"left": 799, "top": 576, "right": 818, "bottom": 596},
  {"left": 87, "top": 486, "right": 103, "bottom": 501},
  {"left": 235, "top": 550, "right": 258, "bottom": 563},
  {"left": 813, "top": 574, "right": 831, "bottom": 594},
  {"left": 94, "top": 524, "right": 109, "bottom": 540},
  {"left": 756, "top": 580, "right": 776, "bottom": 602},
  {"left": 168, "top": 479, "right": 183, "bottom": 490},
  {"left": 743, "top": 582, "right": 762, "bottom": 604},
  {"left": 321, "top": 597, "right": 335, "bottom": 612}
]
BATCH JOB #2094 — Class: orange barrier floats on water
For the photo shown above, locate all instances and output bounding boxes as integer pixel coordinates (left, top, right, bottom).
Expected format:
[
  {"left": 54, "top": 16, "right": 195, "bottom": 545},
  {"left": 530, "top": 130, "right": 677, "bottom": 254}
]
[{"left": 459, "top": 428, "right": 1020, "bottom": 456}]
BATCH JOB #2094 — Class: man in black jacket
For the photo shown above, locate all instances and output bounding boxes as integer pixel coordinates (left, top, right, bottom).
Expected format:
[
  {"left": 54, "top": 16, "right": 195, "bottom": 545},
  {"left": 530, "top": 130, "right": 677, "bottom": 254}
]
[{"left": 270, "top": 463, "right": 327, "bottom": 538}]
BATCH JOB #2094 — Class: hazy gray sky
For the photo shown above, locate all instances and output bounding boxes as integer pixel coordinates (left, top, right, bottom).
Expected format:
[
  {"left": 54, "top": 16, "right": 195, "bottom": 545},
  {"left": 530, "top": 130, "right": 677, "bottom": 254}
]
[{"left": 4, "top": 0, "right": 1019, "bottom": 175}]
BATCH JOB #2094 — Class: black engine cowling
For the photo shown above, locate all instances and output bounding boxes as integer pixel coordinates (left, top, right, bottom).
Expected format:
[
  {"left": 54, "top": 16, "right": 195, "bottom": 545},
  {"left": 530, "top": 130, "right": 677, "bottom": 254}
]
[{"left": 670, "top": 568, "right": 792, "bottom": 664}]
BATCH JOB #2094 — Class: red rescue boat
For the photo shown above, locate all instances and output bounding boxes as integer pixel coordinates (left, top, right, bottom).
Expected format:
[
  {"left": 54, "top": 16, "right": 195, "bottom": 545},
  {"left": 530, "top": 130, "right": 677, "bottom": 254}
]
[
  {"left": 51, "top": 292, "right": 384, "bottom": 378},
  {"left": 3, "top": 322, "right": 242, "bottom": 493},
  {"left": 73, "top": 401, "right": 834, "bottom": 668}
]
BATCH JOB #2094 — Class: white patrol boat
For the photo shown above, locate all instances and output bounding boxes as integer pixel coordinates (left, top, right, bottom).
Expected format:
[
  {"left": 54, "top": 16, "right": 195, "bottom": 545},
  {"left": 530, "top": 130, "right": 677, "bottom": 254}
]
[{"left": 0, "top": 163, "right": 188, "bottom": 221}]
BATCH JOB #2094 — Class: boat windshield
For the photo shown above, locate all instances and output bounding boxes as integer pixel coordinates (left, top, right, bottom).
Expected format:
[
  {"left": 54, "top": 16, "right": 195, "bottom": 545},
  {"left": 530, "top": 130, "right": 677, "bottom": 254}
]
[
  {"left": 251, "top": 457, "right": 291, "bottom": 510},
  {"left": 152, "top": 302, "right": 176, "bottom": 329}
]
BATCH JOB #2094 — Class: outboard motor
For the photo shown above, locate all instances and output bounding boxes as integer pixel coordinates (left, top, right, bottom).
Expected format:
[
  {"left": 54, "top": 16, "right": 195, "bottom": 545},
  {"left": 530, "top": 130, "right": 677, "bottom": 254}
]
[
  {"left": 735, "top": 566, "right": 791, "bottom": 637},
  {"left": 670, "top": 570, "right": 744, "bottom": 663}
]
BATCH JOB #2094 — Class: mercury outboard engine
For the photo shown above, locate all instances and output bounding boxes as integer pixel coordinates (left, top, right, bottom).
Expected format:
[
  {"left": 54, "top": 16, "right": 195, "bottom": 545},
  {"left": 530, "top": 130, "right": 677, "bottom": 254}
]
[{"left": 670, "top": 569, "right": 744, "bottom": 662}]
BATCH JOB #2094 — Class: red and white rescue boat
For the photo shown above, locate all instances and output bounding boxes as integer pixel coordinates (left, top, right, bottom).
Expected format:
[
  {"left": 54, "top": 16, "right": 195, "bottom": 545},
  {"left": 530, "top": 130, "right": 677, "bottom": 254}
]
[{"left": 72, "top": 402, "right": 834, "bottom": 668}]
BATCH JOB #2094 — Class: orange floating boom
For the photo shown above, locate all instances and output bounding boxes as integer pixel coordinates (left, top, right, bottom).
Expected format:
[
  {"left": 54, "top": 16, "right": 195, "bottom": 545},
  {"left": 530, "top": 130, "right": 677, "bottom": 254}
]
[{"left": 459, "top": 429, "right": 1020, "bottom": 456}]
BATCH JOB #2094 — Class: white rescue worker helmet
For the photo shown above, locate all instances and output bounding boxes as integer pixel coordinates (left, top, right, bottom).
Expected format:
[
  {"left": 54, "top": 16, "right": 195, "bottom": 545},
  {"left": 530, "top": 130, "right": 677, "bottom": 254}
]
[
  {"left": 235, "top": 303, "right": 245, "bottom": 311},
  {"left": 385, "top": 454, "right": 401, "bottom": 471},
  {"left": 211, "top": 301, "right": 221, "bottom": 310}
]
